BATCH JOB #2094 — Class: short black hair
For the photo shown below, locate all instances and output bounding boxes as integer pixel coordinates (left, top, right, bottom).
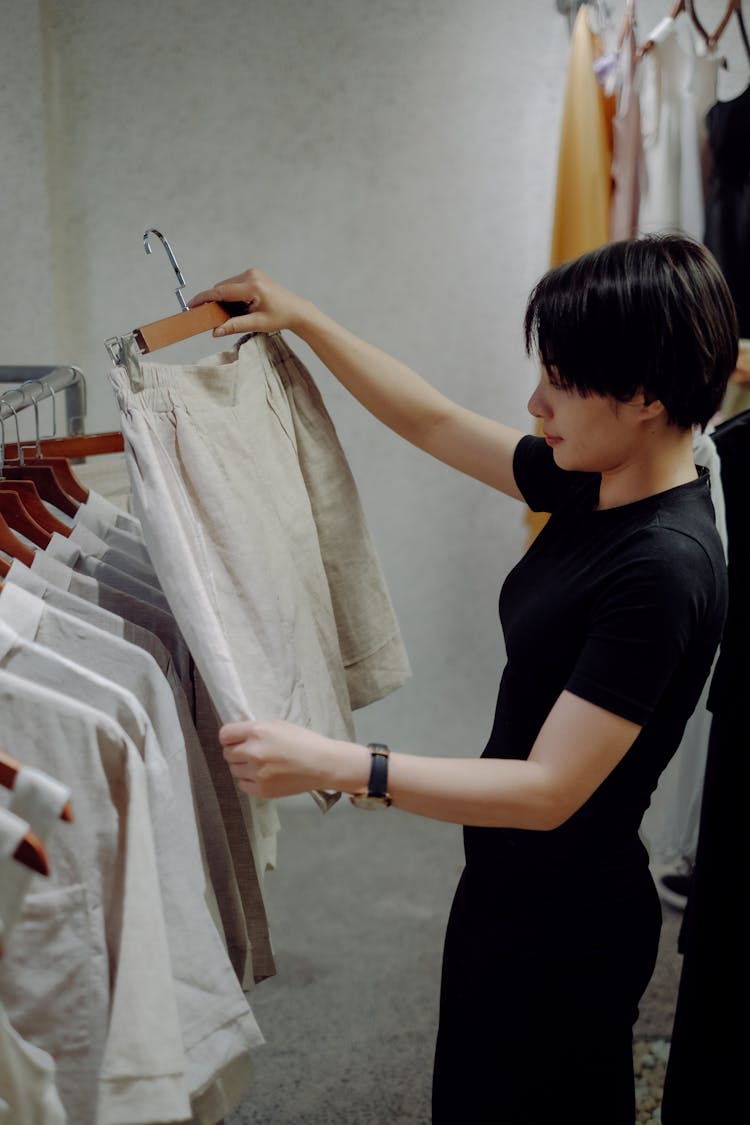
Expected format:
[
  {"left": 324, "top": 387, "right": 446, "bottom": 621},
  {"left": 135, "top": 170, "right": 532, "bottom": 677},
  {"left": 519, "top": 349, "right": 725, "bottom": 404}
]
[{"left": 523, "top": 235, "right": 739, "bottom": 430}]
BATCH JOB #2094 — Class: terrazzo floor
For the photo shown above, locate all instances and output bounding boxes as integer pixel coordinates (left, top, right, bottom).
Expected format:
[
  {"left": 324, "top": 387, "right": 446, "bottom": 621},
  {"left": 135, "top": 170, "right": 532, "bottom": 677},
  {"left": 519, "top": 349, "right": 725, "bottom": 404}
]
[{"left": 227, "top": 800, "right": 683, "bottom": 1125}]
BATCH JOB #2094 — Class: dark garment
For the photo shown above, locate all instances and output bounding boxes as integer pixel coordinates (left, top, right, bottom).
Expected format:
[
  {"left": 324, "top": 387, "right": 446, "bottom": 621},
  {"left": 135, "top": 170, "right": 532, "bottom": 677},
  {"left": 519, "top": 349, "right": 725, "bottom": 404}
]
[
  {"left": 662, "top": 410, "right": 750, "bottom": 1123},
  {"left": 433, "top": 436, "right": 727, "bottom": 1124},
  {"left": 703, "top": 82, "right": 750, "bottom": 336}
]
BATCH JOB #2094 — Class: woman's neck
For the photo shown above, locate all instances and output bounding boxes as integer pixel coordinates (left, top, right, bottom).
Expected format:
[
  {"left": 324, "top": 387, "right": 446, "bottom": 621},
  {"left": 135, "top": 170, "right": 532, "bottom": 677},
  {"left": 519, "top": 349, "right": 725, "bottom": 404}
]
[{"left": 596, "top": 429, "right": 698, "bottom": 511}]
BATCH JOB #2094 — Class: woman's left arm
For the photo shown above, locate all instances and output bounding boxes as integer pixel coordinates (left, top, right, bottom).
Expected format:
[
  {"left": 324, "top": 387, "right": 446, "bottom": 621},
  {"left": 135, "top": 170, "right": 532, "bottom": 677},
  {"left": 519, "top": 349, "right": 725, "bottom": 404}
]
[{"left": 220, "top": 693, "right": 641, "bottom": 830}]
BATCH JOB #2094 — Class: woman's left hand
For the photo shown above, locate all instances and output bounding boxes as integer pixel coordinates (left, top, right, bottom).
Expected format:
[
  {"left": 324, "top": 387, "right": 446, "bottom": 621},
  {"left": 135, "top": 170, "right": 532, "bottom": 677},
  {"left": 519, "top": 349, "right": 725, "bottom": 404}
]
[{"left": 220, "top": 718, "right": 369, "bottom": 798}]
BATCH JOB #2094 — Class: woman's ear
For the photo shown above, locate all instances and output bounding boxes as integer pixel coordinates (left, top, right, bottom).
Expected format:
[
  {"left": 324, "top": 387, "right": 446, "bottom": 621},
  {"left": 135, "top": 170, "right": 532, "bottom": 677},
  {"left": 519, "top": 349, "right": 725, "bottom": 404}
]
[{"left": 632, "top": 391, "right": 667, "bottom": 423}]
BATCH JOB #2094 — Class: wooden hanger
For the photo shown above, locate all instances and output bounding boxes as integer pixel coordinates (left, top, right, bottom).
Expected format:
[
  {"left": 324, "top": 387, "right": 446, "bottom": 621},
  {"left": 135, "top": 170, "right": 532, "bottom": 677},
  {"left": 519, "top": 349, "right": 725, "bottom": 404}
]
[
  {"left": 0, "top": 479, "right": 71, "bottom": 537},
  {"left": 13, "top": 828, "right": 49, "bottom": 876},
  {"left": 2, "top": 463, "right": 79, "bottom": 518},
  {"left": 0, "top": 397, "right": 78, "bottom": 520},
  {"left": 106, "top": 229, "right": 248, "bottom": 360},
  {"left": 0, "top": 749, "right": 74, "bottom": 822},
  {"left": 0, "top": 491, "right": 51, "bottom": 550},
  {"left": 688, "top": 1, "right": 742, "bottom": 51},
  {"left": 2, "top": 433, "right": 125, "bottom": 461},
  {"left": 0, "top": 512, "right": 33, "bottom": 565},
  {"left": 639, "top": 1, "right": 686, "bottom": 57},
  {"left": 13, "top": 380, "right": 91, "bottom": 502}
]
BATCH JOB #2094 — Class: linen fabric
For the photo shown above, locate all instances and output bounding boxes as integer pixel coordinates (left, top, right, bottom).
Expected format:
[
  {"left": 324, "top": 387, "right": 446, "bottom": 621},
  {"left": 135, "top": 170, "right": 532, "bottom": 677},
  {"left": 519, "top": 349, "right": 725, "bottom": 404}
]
[
  {"left": 0, "top": 1003, "right": 66, "bottom": 1125},
  {"left": 79, "top": 488, "right": 144, "bottom": 537},
  {"left": 17, "top": 555, "right": 265, "bottom": 980},
  {"left": 28, "top": 549, "right": 194, "bottom": 696},
  {"left": 0, "top": 672, "right": 190, "bottom": 1125},
  {"left": 109, "top": 331, "right": 409, "bottom": 842},
  {"left": 0, "top": 766, "right": 71, "bottom": 936},
  {"left": 0, "top": 580, "right": 262, "bottom": 995}
]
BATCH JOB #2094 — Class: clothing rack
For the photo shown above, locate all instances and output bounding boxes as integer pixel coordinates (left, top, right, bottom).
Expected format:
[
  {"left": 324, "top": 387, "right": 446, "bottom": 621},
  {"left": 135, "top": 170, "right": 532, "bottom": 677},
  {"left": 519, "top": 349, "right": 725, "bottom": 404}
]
[{"left": 0, "top": 365, "right": 87, "bottom": 436}]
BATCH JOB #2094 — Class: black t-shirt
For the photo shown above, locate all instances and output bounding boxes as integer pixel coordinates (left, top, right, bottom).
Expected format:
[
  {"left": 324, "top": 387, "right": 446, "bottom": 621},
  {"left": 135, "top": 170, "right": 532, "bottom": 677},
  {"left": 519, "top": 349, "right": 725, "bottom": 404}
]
[{"left": 464, "top": 435, "right": 728, "bottom": 871}]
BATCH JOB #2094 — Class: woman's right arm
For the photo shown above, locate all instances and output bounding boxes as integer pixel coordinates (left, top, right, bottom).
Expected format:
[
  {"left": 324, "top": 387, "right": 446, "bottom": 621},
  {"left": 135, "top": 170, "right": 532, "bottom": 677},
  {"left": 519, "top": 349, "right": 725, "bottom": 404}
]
[{"left": 189, "top": 269, "right": 526, "bottom": 500}]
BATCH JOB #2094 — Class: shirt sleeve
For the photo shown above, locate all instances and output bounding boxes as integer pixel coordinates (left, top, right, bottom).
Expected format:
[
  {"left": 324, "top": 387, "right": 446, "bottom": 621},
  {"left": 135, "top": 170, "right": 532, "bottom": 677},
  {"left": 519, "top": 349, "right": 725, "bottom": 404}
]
[
  {"left": 513, "top": 434, "right": 595, "bottom": 514},
  {"left": 565, "top": 530, "right": 714, "bottom": 725}
]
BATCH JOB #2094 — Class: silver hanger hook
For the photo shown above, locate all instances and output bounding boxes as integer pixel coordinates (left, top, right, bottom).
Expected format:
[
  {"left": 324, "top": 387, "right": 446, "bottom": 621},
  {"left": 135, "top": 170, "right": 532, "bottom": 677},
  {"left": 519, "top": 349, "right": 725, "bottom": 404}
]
[
  {"left": 19, "top": 379, "right": 47, "bottom": 457},
  {"left": 143, "top": 228, "right": 188, "bottom": 311},
  {"left": 1, "top": 396, "right": 25, "bottom": 466}
]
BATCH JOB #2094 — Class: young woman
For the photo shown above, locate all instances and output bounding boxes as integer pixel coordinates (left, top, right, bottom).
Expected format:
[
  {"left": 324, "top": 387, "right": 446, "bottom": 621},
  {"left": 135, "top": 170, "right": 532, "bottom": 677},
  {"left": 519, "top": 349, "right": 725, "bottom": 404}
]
[{"left": 190, "top": 235, "right": 737, "bottom": 1124}]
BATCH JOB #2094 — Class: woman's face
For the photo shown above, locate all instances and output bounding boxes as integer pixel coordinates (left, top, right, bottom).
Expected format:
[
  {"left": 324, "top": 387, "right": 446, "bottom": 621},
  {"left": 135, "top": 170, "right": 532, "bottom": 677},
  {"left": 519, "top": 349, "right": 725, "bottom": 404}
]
[{"left": 527, "top": 367, "right": 646, "bottom": 475}]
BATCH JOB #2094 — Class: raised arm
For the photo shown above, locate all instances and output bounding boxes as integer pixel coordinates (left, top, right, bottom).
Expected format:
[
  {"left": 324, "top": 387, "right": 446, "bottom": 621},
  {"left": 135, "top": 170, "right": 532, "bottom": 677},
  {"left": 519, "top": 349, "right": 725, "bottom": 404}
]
[{"left": 189, "top": 269, "right": 526, "bottom": 499}]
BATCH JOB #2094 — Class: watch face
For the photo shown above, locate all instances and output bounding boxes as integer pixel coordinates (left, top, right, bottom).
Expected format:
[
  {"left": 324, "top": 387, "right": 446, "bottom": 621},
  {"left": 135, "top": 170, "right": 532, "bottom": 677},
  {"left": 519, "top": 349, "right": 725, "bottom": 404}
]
[{"left": 350, "top": 793, "right": 391, "bottom": 810}]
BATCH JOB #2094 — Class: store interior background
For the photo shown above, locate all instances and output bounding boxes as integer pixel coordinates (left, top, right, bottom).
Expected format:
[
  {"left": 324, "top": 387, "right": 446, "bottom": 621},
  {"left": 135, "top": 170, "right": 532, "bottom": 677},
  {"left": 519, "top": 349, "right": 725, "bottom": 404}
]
[{"left": 2, "top": 0, "right": 748, "bottom": 760}]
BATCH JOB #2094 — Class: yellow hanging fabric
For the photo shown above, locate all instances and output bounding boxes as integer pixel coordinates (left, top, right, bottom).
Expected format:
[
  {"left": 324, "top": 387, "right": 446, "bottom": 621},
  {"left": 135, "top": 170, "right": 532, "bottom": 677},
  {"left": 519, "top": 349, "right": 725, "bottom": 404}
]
[{"left": 526, "top": 3, "right": 617, "bottom": 544}]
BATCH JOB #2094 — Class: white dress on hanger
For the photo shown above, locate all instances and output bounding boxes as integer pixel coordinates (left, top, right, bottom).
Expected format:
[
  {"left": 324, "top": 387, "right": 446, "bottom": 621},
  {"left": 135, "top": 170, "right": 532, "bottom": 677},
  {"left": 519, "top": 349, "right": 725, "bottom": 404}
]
[{"left": 638, "top": 15, "right": 721, "bottom": 239}]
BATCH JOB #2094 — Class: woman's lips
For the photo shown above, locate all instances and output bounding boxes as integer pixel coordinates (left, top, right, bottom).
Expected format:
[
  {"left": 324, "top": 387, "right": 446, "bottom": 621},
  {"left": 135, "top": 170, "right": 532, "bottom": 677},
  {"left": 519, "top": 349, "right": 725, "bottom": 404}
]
[{"left": 544, "top": 433, "right": 562, "bottom": 446}]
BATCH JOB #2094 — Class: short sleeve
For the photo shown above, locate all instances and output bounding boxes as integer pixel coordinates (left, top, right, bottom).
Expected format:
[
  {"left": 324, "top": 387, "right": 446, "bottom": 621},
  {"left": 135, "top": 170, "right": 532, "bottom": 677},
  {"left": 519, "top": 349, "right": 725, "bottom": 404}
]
[
  {"left": 513, "top": 434, "right": 595, "bottom": 514},
  {"left": 565, "top": 531, "right": 714, "bottom": 725}
]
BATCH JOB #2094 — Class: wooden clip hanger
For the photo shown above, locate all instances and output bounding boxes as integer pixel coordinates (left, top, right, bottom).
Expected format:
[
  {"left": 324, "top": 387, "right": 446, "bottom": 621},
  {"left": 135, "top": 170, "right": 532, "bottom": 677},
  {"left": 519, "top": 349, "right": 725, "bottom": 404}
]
[
  {"left": 0, "top": 749, "right": 74, "bottom": 823},
  {"left": 0, "top": 401, "right": 75, "bottom": 533},
  {"left": 14, "top": 828, "right": 50, "bottom": 876},
  {"left": 639, "top": 2, "right": 686, "bottom": 58},
  {"left": 688, "top": 1, "right": 746, "bottom": 51},
  {"left": 105, "top": 229, "right": 248, "bottom": 361}
]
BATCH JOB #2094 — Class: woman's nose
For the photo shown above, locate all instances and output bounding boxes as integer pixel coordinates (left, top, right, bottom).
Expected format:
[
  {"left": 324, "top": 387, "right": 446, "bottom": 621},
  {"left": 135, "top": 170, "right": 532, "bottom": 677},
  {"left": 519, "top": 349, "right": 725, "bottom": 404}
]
[{"left": 527, "top": 383, "right": 547, "bottom": 419}]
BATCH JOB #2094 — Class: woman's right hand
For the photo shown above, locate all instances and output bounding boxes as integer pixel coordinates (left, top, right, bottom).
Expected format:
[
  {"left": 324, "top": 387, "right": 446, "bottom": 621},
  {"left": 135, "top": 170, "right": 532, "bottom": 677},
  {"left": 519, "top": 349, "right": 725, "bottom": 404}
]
[{"left": 188, "top": 268, "right": 312, "bottom": 339}]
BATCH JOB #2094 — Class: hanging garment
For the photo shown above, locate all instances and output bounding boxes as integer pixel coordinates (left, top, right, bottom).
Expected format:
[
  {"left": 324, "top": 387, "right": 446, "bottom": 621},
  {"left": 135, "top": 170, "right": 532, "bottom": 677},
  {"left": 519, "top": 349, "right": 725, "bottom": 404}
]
[
  {"left": 0, "top": 587, "right": 266, "bottom": 1122},
  {"left": 703, "top": 82, "right": 750, "bottom": 335},
  {"left": 610, "top": 20, "right": 644, "bottom": 239},
  {"left": 529, "top": 2, "right": 616, "bottom": 546},
  {"left": 110, "top": 331, "right": 410, "bottom": 732},
  {"left": 640, "top": 428, "right": 728, "bottom": 870},
  {"left": 27, "top": 548, "right": 194, "bottom": 695},
  {"left": 0, "top": 673, "right": 190, "bottom": 1125},
  {"left": 0, "top": 579, "right": 265, "bottom": 994},
  {"left": 78, "top": 487, "right": 144, "bottom": 537},
  {"left": 109, "top": 331, "right": 411, "bottom": 863},
  {"left": 1, "top": 773, "right": 69, "bottom": 1125},
  {"left": 0, "top": 1000, "right": 66, "bottom": 1125},
  {"left": 16, "top": 551, "right": 271, "bottom": 981},
  {"left": 550, "top": 4, "right": 616, "bottom": 267},
  {"left": 638, "top": 16, "right": 721, "bottom": 238}
]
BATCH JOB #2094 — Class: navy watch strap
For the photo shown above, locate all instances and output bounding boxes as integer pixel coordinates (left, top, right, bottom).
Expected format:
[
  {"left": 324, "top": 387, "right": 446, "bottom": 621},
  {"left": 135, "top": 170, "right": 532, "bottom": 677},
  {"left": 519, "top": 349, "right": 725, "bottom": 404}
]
[{"left": 366, "top": 743, "right": 390, "bottom": 799}]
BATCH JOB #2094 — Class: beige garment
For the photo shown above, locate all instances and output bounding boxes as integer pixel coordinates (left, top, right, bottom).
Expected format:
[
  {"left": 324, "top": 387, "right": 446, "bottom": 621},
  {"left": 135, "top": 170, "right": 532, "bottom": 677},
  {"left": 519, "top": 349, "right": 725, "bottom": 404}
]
[
  {"left": 0, "top": 602, "right": 267, "bottom": 1115},
  {"left": 109, "top": 332, "right": 409, "bottom": 864},
  {"left": 0, "top": 672, "right": 190, "bottom": 1125},
  {"left": 0, "top": 1002, "right": 66, "bottom": 1125},
  {"left": 6, "top": 559, "right": 255, "bottom": 988},
  {"left": 15, "top": 556, "right": 265, "bottom": 986}
]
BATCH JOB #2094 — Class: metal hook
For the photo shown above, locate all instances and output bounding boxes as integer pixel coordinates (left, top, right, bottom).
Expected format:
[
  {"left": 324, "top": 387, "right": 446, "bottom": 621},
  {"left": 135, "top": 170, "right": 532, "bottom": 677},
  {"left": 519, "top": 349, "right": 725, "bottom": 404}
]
[
  {"left": 143, "top": 228, "right": 188, "bottom": 311},
  {"left": 1, "top": 396, "right": 25, "bottom": 467},
  {"left": 19, "top": 380, "right": 47, "bottom": 457}
]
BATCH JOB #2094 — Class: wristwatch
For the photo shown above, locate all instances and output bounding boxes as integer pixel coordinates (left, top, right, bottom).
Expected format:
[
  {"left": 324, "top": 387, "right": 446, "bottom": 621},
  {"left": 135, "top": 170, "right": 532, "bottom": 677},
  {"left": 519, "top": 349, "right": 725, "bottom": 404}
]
[{"left": 350, "top": 743, "right": 392, "bottom": 809}]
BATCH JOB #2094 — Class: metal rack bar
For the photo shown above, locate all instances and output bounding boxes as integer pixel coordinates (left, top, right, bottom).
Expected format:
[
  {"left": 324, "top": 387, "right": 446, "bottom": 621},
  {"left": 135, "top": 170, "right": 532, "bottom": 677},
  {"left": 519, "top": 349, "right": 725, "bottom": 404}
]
[{"left": 0, "top": 366, "right": 87, "bottom": 435}]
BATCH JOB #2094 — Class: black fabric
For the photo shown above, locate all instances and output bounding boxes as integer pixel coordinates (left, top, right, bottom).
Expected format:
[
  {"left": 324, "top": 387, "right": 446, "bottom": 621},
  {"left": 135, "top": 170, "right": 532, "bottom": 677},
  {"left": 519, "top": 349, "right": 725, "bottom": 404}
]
[
  {"left": 662, "top": 410, "right": 750, "bottom": 1123},
  {"left": 433, "top": 435, "right": 728, "bottom": 1123},
  {"left": 703, "top": 83, "right": 750, "bottom": 336}
]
